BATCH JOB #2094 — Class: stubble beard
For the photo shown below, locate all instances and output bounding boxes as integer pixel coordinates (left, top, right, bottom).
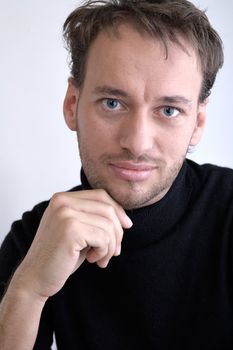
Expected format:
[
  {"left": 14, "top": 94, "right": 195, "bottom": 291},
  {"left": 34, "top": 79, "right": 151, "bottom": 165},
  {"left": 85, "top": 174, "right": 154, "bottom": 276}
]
[{"left": 78, "top": 137, "right": 186, "bottom": 209}]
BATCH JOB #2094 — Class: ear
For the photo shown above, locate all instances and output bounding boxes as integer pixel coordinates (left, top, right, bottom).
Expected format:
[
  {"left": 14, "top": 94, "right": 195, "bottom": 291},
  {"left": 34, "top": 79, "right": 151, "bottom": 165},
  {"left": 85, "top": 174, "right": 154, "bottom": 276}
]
[
  {"left": 190, "top": 98, "right": 209, "bottom": 147},
  {"left": 63, "top": 78, "right": 80, "bottom": 131}
]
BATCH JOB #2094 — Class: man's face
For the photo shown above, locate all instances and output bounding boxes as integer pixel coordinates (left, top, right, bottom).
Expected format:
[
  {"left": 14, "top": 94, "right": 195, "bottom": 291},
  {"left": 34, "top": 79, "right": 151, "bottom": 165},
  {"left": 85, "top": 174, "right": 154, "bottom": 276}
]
[{"left": 64, "top": 24, "right": 207, "bottom": 209}]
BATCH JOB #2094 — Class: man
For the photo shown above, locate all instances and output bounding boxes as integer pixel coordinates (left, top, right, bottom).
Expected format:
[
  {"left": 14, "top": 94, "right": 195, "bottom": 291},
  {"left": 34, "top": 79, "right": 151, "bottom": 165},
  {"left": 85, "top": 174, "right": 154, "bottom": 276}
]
[{"left": 0, "top": 0, "right": 232, "bottom": 349}]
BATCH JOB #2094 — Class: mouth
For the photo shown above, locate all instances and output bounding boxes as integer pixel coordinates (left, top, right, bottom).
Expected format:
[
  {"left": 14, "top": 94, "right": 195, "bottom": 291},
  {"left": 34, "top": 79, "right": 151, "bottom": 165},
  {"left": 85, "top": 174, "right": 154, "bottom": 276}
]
[{"left": 109, "top": 162, "right": 157, "bottom": 182}]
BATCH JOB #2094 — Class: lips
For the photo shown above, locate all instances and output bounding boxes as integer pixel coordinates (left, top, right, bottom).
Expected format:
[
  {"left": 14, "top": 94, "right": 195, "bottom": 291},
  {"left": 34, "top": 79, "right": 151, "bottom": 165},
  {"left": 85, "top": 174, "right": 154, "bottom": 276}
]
[{"left": 109, "top": 162, "right": 157, "bottom": 182}]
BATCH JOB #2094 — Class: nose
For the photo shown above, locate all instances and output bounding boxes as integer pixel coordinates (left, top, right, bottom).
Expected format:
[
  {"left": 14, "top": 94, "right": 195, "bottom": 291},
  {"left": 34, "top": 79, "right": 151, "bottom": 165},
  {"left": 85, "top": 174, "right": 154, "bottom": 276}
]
[{"left": 119, "top": 110, "right": 154, "bottom": 157}]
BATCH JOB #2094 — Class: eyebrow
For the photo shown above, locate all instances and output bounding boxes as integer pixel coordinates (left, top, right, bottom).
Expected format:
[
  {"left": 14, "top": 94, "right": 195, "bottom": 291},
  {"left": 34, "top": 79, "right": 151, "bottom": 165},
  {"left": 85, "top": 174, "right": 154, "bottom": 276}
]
[
  {"left": 92, "top": 85, "right": 129, "bottom": 98},
  {"left": 156, "top": 96, "right": 192, "bottom": 107},
  {"left": 92, "top": 85, "right": 192, "bottom": 107}
]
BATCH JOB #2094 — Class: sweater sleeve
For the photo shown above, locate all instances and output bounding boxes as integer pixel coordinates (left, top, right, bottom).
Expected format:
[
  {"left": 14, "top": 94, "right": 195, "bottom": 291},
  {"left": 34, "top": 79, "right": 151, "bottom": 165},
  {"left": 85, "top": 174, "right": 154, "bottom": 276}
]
[{"left": 0, "top": 201, "right": 54, "bottom": 349}]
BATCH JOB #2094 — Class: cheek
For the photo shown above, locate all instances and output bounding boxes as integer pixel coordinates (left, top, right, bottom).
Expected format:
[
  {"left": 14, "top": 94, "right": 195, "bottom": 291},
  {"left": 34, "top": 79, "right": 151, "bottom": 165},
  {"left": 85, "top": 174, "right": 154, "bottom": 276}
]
[
  {"left": 79, "top": 117, "right": 118, "bottom": 154},
  {"left": 159, "top": 127, "right": 193, "bottom": 156}
]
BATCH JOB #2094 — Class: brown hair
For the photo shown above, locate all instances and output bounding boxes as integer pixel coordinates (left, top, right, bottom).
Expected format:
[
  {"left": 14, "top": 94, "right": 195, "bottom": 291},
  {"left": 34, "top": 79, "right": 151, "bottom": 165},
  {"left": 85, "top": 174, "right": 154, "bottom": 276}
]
[{"left": 63, "top": 0, "right": 224, "bottom": 102}]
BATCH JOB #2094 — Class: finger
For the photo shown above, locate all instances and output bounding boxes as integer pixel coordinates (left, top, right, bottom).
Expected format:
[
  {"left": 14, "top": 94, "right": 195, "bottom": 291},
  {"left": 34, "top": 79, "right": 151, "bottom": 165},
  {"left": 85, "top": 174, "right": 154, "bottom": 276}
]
[
  {"left": 54, "top": 190, "right": 133, "bottom": 229},
  {"left": 58, "top": 211, "right": 117, "bottom": 266},
  {"left": 79, "top": 189, "right": 133, "bottom": 229},
  {"left": 81, "top": 224, "right": 115, "bottom": 266},
  {"left": 73, "top": 246, "right": 90, "bottom": 272},
  {"left": 76, "top": 210, "right": 123, "bottom": 256},
  {"left": 49, "top": 193, "right": 126, "bottom": 252}
]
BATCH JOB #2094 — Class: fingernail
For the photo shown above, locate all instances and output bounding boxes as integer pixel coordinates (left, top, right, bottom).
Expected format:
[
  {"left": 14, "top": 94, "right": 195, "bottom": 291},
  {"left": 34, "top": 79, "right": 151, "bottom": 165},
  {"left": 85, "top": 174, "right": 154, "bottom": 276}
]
[
  {"left": 115, "top": 245, "right": 121, "bottom": 256},
  {"left": 126, "top": 216, "right": 133, "bottom": 227}
]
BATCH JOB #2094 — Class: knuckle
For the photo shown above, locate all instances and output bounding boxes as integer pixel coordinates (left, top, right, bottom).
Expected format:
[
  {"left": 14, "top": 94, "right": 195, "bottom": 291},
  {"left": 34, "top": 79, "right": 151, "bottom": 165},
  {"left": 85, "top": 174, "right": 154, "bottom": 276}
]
[
  {"left": 50, "top": 192, "right": 67, "bottom": 209},
  {"left": 97, "top": 244, "right": 108, "bottom": 257},
  {"left": 116, "top": 227, "right": 124, "bottom": 243},
  {"left": 105, "top": 204, "right": 116, "bottom": 218},
  {"left": 92, "top": 229, "right": 111, "bottom": 249},
  {"left": 97, "top": 258, "right": 109, "bottom": 268}
]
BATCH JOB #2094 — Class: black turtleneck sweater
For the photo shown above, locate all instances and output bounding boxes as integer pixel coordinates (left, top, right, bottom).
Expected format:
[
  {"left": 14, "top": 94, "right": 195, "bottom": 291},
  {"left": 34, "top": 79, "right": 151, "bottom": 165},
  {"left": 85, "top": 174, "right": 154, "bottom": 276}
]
[{"left": 1, "top": 159, "right": 233, "bottom": 349}]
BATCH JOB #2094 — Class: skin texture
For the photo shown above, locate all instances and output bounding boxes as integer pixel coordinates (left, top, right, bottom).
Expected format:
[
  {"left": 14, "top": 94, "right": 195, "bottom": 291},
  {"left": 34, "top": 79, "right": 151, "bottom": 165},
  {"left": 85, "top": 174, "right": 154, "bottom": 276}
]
[
  {"left": 64, "top": 24, "right": 208, "bottom": 210},
  {"left": 0, "top": 24, "right": 208, "bottom": 350}
]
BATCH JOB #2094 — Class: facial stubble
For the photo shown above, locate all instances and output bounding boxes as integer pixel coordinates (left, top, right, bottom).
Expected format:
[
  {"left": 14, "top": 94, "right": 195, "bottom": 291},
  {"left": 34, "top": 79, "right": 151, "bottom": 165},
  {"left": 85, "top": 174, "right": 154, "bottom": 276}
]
[{"left": 77, "top": 131, "right": 186, "bottom": 209}]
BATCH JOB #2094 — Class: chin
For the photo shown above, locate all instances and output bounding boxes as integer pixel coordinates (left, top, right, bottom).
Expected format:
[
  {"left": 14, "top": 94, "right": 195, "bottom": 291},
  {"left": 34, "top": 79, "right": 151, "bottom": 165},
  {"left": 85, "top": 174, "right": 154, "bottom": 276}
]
[{"left": 106, "top": 186, "right": 158, "bottom": 209}]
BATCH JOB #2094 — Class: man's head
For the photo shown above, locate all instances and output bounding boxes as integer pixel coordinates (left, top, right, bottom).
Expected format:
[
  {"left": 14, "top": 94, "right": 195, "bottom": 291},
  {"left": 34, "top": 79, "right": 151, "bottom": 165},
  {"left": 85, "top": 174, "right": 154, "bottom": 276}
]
[{"left": 62, "top": 0, "right": 224, "bottom": 209}]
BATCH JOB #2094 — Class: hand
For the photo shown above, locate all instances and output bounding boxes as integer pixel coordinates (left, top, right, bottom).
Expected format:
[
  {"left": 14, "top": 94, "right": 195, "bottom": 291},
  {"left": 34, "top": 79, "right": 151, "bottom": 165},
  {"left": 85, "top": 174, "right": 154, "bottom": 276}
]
[{"left": 14, "top": 189, "right": 132, "bottom": 300}]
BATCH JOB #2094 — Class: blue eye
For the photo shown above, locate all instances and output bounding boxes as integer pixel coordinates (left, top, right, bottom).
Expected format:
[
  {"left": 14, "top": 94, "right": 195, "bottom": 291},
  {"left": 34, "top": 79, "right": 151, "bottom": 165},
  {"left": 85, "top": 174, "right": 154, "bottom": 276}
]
[
  {"left": 103, "top": 99, "right": 121, "bottom": 110},
  {"left": 162, "top": 106, "right": 179, "bottom": 118}
]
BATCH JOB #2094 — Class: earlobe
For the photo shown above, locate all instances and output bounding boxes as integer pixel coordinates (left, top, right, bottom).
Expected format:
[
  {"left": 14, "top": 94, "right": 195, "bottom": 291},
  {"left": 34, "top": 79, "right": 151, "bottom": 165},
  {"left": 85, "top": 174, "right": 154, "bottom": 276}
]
[
  {"left": 63, "top": 78, "right": 79, "bottom": 131},
  {"left": 190, "top": 98, "right": 209, "bottom": 146}
]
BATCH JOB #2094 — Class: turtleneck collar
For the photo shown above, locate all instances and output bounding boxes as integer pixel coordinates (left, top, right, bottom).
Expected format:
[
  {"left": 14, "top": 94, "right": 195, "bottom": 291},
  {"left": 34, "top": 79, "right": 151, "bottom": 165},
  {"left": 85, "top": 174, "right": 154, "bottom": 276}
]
[{"left": 80, "top": 161, "right": 192, "bottom": 250}]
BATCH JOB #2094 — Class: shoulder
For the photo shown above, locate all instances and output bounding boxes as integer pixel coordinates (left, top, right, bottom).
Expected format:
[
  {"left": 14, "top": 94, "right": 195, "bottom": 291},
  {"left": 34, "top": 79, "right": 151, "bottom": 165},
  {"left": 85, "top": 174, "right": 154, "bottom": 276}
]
[
  {"left": 186, "top": 158, "right": 233, "bottom": 189},
  {"left": 186, "top": 159, "right": 233, "bottom": 209}
]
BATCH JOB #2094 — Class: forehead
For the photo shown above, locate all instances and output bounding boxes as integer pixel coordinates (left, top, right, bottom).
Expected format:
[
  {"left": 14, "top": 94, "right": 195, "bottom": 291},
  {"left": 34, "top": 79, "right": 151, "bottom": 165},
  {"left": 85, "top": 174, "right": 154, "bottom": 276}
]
[
  {"left": 87, "top": 23, "right": 200, "bottom": 64},
  {"left": 83, "top": 24, "right": 202, "bottom": 99}
]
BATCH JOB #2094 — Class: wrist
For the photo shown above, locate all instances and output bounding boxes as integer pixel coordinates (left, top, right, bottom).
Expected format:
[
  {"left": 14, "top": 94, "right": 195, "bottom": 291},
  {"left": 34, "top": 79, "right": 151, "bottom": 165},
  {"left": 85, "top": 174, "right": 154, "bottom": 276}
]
[{"left": 7, "top": 268, "right": 49, "bottom": 306}]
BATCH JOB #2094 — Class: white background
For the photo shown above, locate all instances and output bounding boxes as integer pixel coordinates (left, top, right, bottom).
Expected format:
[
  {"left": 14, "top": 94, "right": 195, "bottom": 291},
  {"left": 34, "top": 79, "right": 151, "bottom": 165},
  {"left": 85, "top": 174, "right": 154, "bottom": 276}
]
[{"left": 1, "top": 0, "right": 233, "bottom": 243}]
